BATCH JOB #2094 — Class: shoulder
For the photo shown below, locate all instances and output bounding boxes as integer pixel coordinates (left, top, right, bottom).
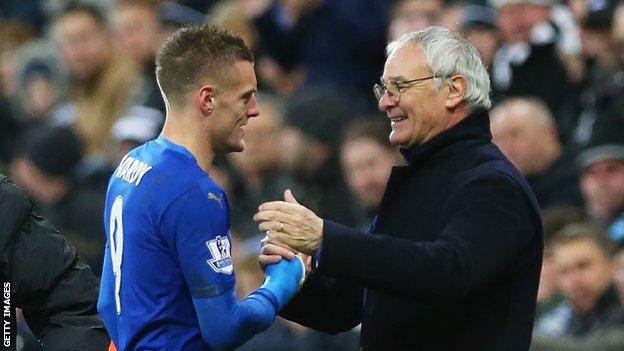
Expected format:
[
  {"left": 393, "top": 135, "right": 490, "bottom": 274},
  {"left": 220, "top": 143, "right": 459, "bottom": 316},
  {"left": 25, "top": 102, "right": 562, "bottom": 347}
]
[
  {"left": 0, "top": 175, "right": 32, "bottom": 223},
  {"left": 454, "top": 149, "right": 527, "bottom": 193},
  {"left": 0, "top": 175, "right": 33, "bottom": 245},
  {"left": 112, "top": 141, "right": 199, "bottom": 196},
  {"left": 447, "top": 150, "right": 540, "bottom": 214}
]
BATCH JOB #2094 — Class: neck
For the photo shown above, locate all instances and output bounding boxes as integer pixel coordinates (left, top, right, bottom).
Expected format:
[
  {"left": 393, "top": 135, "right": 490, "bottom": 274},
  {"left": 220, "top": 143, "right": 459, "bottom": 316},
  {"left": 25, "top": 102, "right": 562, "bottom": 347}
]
[
  {"left": 449, "top": 106, "right": 472, "bottom": 127},
  {"left": 161, "top": 109, "right": 214, "bottom": 173}
]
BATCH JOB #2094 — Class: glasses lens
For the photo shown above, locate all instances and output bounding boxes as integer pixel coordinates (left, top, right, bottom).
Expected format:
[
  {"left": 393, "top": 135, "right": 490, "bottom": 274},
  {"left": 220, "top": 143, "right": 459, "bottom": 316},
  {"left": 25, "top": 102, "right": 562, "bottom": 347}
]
[
  {"left": 386, "top": 83, "right": 400, "bottom": 101},
  {"left": 373, "top": 84, "right": 385, "bottom": 101}
]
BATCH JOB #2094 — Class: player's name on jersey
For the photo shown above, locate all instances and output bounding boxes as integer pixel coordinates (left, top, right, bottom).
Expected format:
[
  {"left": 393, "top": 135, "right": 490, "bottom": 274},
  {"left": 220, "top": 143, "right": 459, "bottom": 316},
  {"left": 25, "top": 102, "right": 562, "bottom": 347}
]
[{"left": 115, "top": 156, "right": 153, "bottom": 186}]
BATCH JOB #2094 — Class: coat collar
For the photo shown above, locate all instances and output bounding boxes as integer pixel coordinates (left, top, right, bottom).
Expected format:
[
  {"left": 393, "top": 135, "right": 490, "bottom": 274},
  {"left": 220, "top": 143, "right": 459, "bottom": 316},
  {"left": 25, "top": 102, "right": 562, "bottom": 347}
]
[{"left": 400, "top": 109, "right": 492, "bottom": 166}]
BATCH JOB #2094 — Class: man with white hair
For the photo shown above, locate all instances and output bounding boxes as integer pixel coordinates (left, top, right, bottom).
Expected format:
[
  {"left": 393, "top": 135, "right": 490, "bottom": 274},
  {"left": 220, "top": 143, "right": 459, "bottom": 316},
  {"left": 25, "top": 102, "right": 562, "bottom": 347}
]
[{"left": 255, "top": 26, "right": 543, "bottom": 350}]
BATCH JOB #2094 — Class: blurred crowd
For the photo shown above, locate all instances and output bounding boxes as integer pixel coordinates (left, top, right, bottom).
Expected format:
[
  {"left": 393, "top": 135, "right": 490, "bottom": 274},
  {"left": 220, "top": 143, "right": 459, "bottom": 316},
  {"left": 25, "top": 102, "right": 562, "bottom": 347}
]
[{"left": 1, "top": 0, "right": 623, "bottom": 350}]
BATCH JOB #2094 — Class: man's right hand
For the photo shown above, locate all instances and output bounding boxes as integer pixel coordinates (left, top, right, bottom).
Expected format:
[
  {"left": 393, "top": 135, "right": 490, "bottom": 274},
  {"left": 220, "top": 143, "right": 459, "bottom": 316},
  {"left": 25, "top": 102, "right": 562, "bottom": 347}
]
[
  {"left": 259, "top": 236, "right": 296, "bottom": 266},
  {"left": 260, "top": 237, "right": 313, "bottom": 274}
]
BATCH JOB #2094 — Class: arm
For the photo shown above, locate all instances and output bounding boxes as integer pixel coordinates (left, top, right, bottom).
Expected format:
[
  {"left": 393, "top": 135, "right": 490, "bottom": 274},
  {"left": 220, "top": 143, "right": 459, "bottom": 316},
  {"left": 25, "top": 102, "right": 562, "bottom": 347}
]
[
  {"left": 0, "top": 176, "right": 109, "bottom": 351},
  {"left": 163, "top": 186, "right": 303, "bottom": 350},
  {"left": 317, "top": 175, "right": 539, "bottom": 300},
  {"left": 192, "top": 257, "right": 304, "bottom": 351},
  {"left": 278, "top": 270, "right": 363, "bottom": 334},
  {"left": 256, "top": 191, "right": 364, "bottom": 333},
  {"left": 257, "top": 176, "right": 540, "bottom": 301}
]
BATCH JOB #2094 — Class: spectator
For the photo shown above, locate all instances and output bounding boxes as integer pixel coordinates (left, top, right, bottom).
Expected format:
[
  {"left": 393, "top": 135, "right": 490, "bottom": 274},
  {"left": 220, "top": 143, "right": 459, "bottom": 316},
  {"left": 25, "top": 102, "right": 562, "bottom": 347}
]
[
  {"left": 112, "top": 0, "right": 166, "bottom": 112},
  {"left": 537, "top": 223, "right": 623, "bottom": 338},
  {"left": 254, "top": 0, "right": 393, "bottom": 101},
  {"left": 0, "top": 20, "right": 35, "bottom": 165},
  {"left": 52, "top": 1, "right": 140, "bottom": 161},
  {"left": 491, "top": 0, "right": 579, "bottom": 141},
  {"left": 10, "top": 127, "right": 106, "bottom": 275},
  {"left": 280, "top": 86, "right": 358, "bottom": 225},
  {"left": 535, "top": 207, "right": 586, "bottom": 325},
  {"left": 157, "top": 1, "right": 206, "bottom": 41},
  {"left": 491, "top": 97, "right": 583, "bottom": 210},
  {"left": 578, "top": 136, "right": 624, "bottom": 229},
  {"left": 209, "top": 0, "right": 259, "bottom": 50},
  {"left": 572, "top": 0, "right": 624, "bottom": 147},
  {"left": 226, "top": 93, "right": 297, "bottom": 237},
  {"left": 110, "top": 106, "right": 163, "bottom": 163},
  {"left": 531, "top": 237, "right": 624, "bottom": 350},
  {"left": 339, "top": 116, "right": 402, "bottom": 228},
  {"left": 18, "top": 59, "right": 61, "bottom": 124},
  {"left": 387, "top": 0, "right": 444, "bottom": 41},
  {"left": 460, "top": 5, "right": 500, "bottom": 69}
]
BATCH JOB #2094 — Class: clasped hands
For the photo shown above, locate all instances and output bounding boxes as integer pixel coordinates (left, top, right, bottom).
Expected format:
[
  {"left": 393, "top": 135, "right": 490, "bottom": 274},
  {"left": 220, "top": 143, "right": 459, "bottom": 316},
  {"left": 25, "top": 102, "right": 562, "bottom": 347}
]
[{"left": 254, "top": 189, "right": 323, "bottom": 272}]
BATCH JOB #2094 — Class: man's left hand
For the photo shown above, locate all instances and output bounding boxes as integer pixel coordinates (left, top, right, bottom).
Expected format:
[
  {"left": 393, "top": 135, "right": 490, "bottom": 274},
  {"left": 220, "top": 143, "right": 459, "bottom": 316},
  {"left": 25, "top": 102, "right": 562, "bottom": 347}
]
[{"left": 254, "top": 189, "right": 323, "bottom": 255}]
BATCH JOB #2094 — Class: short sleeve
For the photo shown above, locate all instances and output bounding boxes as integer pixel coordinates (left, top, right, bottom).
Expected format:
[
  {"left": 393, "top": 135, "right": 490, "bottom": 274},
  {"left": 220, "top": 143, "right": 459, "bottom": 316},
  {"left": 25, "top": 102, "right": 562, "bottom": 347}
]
[{"left": 160, "top": 185, "right": 236, "bottom": 298}]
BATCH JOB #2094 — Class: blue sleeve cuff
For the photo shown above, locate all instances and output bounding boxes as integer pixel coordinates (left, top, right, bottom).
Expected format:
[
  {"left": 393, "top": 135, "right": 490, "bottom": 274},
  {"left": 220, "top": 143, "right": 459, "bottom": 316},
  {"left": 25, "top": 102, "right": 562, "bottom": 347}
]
[{"left": 253, "top": 288, "right": 280, "bottom": 312}]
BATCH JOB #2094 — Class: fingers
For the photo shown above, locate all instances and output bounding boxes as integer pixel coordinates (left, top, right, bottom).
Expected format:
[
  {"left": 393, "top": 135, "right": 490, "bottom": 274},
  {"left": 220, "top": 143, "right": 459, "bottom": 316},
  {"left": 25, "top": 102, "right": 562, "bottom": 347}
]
[
  {"left": 298, "top": 253, "right": 313, "bottom": 274},
  {"left": 284, "top": 189, "right": 300, "bottom": 204},
  {"left": 257, "top": 201, "right": 304, "bottom": 214},
  {"left": 258, "top": 254, "right": 282, "bottom": 266},
  {"left": 260, "top": 241, "right": 295, "bottom": 260},
  {"left": 253, "top": 209, "right": 293, "bottom": 223},
  {"left": 258, "top": 220, "right": 291, "bottom": 233}
]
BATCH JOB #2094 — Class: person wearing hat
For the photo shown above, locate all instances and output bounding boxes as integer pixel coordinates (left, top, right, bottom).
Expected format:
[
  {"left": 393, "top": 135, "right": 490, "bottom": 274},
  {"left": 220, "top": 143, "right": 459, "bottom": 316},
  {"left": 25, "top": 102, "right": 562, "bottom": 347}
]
[
  {"left": 10, "top": 126, "right": 106, "bottom": 275},
  {"left": 578, "top": 130, "right": 624, "bottom": 230},
  {"left": 461, "top": 5, "right": 500, "bottom": 68}
]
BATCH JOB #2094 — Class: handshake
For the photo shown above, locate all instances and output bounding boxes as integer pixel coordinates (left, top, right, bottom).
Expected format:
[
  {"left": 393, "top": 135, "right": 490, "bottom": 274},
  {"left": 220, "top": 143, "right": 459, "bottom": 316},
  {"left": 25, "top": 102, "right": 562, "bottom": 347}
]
[{"left": 253, "top": 189, "right": 324, "bottom": 307}]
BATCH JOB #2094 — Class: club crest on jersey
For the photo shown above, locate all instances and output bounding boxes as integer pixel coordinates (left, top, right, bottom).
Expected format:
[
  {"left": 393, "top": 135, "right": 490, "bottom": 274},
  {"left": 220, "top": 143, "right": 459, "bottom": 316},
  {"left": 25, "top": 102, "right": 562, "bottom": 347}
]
[{"left": 206, "top": 236, "right": 233, "bottom": 274}]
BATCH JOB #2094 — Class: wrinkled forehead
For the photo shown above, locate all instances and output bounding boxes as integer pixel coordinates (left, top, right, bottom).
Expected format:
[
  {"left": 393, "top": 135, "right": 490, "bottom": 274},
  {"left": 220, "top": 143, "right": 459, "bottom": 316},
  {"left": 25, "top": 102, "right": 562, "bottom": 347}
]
[{"left": 382, "top": 43, "right": 429, "bottom": 81}]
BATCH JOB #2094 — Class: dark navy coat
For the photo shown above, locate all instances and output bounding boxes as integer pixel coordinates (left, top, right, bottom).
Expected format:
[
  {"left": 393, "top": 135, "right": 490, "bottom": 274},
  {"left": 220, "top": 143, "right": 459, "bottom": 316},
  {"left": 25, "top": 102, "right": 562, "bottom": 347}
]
[{"left": 281, "top": 109, "right": 543, "bottom": 351}]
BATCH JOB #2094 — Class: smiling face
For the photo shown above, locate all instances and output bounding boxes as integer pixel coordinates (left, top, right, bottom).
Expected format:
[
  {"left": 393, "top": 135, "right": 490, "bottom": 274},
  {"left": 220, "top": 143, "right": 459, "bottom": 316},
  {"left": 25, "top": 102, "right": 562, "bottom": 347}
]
[
  {"left": 378, "top": 44, "right": 452, "bottom": 148},
  {"left": 209, "top": 60, "right": 260, "bottom": 154}
]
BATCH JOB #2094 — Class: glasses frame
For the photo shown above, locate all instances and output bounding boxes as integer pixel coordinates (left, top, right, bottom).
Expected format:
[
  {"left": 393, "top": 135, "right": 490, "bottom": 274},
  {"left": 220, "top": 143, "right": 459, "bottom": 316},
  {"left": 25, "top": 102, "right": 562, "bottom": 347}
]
[{"left": 373, "top": 75, "right": 437, "bottom": 103}]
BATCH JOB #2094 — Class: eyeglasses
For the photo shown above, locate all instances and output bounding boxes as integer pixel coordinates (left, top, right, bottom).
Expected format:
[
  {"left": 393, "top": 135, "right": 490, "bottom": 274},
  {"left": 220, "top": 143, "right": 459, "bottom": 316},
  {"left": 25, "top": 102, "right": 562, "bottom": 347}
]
[{"left": 373, "top": 76, "right": 436, "bottom": 103}]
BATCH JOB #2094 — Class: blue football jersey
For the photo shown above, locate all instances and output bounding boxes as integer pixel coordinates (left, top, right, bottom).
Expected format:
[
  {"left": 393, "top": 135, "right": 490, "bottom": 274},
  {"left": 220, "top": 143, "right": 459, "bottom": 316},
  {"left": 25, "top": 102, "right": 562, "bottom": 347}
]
[{"left": 99, "top": 136, "right": 236, "bottom": 351}]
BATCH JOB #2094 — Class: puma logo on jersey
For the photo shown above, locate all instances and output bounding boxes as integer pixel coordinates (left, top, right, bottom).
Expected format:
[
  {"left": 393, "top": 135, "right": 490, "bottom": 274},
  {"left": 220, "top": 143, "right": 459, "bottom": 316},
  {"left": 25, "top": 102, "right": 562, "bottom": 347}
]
[
  {"left": 208, "top": 192, "right": 224, "bottom": 208},
  {"left": 115, "top": 156, "right": 153, "bottom": 186}
]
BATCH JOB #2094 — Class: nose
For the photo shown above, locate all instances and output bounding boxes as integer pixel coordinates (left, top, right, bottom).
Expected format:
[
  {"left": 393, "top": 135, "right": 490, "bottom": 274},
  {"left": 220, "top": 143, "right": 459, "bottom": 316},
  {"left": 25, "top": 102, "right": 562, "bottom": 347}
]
[
  {"left": 378, "top": 92, "right": 396, "bottom": 112},
  {"left": 247, "top": 95, "right": 260, "bottom": 118}
]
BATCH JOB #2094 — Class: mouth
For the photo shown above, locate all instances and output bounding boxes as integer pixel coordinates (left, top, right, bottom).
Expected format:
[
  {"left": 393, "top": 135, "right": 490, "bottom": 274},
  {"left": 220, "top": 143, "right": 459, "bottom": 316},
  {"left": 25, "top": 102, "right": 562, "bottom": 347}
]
[{"left": 389, "top": 115, "right": 408, "bottom": 127}]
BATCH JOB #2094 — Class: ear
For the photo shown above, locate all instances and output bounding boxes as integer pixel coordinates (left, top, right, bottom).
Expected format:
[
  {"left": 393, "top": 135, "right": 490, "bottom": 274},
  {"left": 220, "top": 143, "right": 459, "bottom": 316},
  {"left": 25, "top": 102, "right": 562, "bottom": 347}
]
[
  {"left": 197, "top": 85, "right": 216, "bottom": 116},
  {"left": 444, "top": 75, "right": 467, "bottom": 110}
]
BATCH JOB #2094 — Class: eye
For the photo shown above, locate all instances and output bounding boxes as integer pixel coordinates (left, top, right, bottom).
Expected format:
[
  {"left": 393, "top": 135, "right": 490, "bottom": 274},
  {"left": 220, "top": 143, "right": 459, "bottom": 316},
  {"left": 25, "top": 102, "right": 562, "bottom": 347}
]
[{"left": 242, "top": 92, "right": 254, "bottom": 105}]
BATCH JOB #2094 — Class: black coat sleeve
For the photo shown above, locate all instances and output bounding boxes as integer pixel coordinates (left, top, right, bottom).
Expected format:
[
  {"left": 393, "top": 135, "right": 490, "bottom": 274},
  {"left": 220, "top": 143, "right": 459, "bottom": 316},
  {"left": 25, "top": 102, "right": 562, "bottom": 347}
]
[
  {"left": 0, "top": 176, "right": 110, "bottom": 351},
  {"left": 317, "top": 173, "right": 540, "bottom": 301},
  {"left": 278, "top": 269, "right": 364, "bottom": 334}
]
